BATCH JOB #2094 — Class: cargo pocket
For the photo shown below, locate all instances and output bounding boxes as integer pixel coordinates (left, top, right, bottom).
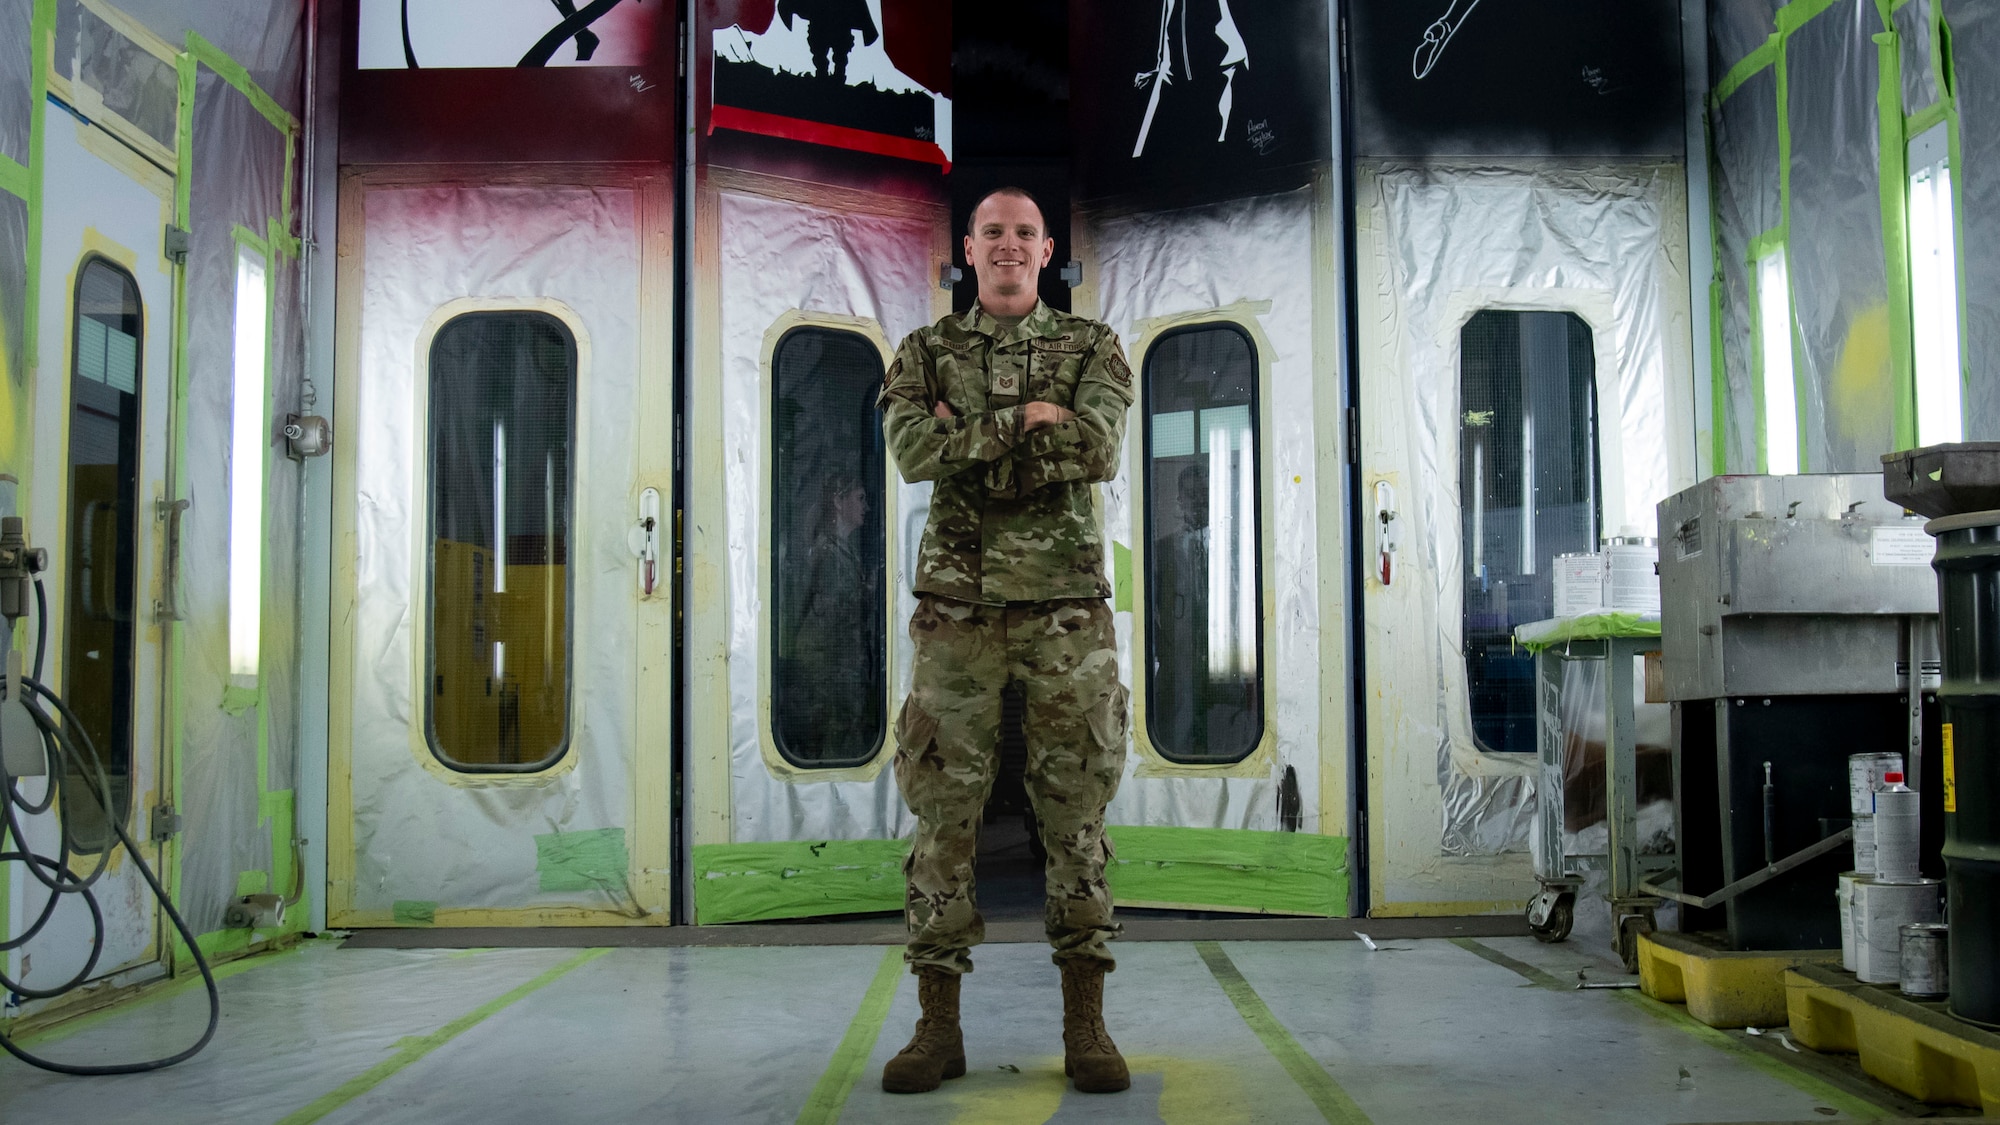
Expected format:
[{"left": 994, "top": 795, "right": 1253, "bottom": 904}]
[
  {"left": 1084, "top": 683, "right": 1129, "bottom": 751},
  {"left": 895, "top": 698, "right": 940, "bottom": 759}
]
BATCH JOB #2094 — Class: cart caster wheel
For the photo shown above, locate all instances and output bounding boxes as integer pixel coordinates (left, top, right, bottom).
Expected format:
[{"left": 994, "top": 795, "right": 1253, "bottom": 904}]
[
  {"left": 1615, "top": 909, "right": 1656, "bottom": 971},
  {"left": 1527, "top": 891, "right": 1574, "bottom": 943}
]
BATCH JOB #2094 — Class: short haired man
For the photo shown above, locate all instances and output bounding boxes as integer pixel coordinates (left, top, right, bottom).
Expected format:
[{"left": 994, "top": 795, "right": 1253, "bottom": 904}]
[{"left": 875, "top": 188, "right": 1136, "bottom": 1094}]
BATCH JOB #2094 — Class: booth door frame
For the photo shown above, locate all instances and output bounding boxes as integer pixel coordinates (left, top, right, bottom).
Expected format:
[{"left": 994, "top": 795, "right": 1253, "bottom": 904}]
[
  {"left": 326, "top": 165, "right": 675, "bottom": 927},
  {"left": 21, "top": 101, "right": 178, "bottom": 991}
]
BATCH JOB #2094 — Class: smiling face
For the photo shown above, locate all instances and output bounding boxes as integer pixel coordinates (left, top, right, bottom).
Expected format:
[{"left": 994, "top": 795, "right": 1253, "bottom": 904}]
[{"left": 964, "top": 191, "right": 1055, "bottom": 314}]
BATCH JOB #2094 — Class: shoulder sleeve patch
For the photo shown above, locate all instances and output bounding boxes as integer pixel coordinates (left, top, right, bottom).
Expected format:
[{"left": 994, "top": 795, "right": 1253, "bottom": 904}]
[
  {"left": 885, "top": 357, "right": 902, "bottom": 386},
  {"left": 1107, "top": 349, "right": 1132, "bottom": 386}
]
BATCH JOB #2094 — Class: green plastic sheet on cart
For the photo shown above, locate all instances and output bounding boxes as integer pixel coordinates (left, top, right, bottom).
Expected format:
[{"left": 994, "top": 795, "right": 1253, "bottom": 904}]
[{"left": 1513, "top": 612, "right": 1662, "bottom": 654}]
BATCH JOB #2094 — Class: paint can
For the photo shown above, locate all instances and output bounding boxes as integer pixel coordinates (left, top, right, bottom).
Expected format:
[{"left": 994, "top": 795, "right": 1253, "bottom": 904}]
[
  {"left": 1900, "top": 922, "right": 1950, "bottom": 1000},
  {"left": 1849, "top": 752, "right": 1903, "bottom": 817},
  {"left": 1553, "top": 553, "right": 1604, "bottom": 617},
  {"left": 1874, "top": 772, "right": 1922, "bottom": 884},
  {"left": 1837, "top": 872, "right": 1862, "bottom": 972},
  {"left": 1853, "top": 815, "right": 1877, "bottom": 876},
  {"left": 1852, "top": 877, "right": 1943, "bottom": 984},
  {"left": 1601, "top": 535, "right": 1659, "bottom": 612}
]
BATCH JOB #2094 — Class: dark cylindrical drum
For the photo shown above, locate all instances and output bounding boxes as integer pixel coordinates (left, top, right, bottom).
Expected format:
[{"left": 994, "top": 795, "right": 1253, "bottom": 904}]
[{"left": 1927, "top": 511, "right": 2000, "bottom": 1028}]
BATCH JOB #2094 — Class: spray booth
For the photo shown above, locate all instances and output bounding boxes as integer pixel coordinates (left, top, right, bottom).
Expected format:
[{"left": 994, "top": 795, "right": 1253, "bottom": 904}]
[{"left": 24, "top": 0, "right": 2000, "bottom": 1052}]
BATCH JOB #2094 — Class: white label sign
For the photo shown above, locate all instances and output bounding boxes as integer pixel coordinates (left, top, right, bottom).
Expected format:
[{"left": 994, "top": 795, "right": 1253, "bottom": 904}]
[{"left": 1871, "top": 525, "right": 1935, "bottom": 567}]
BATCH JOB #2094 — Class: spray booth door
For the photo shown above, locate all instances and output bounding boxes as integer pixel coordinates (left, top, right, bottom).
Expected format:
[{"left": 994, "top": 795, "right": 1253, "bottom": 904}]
[
  {"left": 14, "top": 108, "right": 176, "bottom": 991},
  {"left": 329, "top": 174, "right": 674, "bottom": 927},
  {"left": 1353, "top": 163, "right": 1690, "bottom": 916},
  {"left": 683, "top": 176, "right": 947, "bottom": 925}
]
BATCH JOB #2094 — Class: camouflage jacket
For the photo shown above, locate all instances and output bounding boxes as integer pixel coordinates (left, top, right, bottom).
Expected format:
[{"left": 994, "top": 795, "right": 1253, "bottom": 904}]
[{"left": 879, "top": 301, "right": 1135, "bottom": 606}]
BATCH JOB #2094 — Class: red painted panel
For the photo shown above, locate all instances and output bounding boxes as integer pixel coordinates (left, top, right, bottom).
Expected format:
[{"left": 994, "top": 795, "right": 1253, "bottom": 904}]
[
  {"left": 339, "top": 0, "right": 679, "bottom": 166},
  {"left": 882, "top": 1, "right": 948, "bottom": 98}
]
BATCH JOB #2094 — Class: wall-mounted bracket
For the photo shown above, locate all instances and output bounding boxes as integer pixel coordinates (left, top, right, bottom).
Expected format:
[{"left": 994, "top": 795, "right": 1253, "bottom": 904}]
[{"left": 283, "top": 413, "right": 333, "bottom": 460}]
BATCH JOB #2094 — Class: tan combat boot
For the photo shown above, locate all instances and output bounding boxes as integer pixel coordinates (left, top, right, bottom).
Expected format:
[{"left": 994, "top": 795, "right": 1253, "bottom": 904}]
[
  {"left": 1059, "top": 960, "right": 1130, "bottom": 1093},
  {"left": 880, "top": 968, "right": 967, "bottom": 1093}
]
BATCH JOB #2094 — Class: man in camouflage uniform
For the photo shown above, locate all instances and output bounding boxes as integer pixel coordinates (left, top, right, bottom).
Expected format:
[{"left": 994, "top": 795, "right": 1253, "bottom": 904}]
[{"left": 876, "top": 187, "right": 1136, "bottom": 1095}]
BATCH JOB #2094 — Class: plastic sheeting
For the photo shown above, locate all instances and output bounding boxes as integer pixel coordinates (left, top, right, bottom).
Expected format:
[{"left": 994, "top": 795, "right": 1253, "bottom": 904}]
[
  {"left": 1087, "top": 188, "right": 1325, "bottom": 834},
  {"left": 0, "top": 192, "right": 23, "bottom": 416},
  {"left": 1946, "top": 0, "right": 2000, "bottom": 439},
  {"left": 1787, "top": 2, "right": 1895, "bottom": 474},
  {"left": 349, "top": 183, "right": 644, "bottom": 913},
  {"left": 1366, "top": 161, "right": 1681, "bottom": 856},
  {"left": 1710, "top": 0, "right": 1784, "bottom": 80},
  {"left": 0, "top": 0, "right": 30, "bottom": 165},
  {"left": 175, "top": 66, "right": 301, "bottom": 936},
  {"left": 715, "top": 189, "right": 930, "bottom": 843},
  {"left": 1711, "top": 68, "right": 1779, "bottom": 472},
  {"left": 91, "top": 0, "right": 306, "bottom": 113},
  {"left": 1896, "top": 0, "right": 1940, "bottom": 116}
]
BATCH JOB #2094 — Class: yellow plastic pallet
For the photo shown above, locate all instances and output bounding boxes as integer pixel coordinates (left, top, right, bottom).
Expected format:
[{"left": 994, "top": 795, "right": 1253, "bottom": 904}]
[
  {"left": 1636, "top": 931, "right": 1841, "bottom": 1029},
  {"left": 1785, "top": 962, "right": 2000, "bottom": 1114}
]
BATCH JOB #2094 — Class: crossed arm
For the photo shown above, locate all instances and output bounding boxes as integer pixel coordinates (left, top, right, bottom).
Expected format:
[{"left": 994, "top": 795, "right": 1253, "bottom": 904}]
[{"left": 879, "top": 332, "right": 1133, "bottom": 490}]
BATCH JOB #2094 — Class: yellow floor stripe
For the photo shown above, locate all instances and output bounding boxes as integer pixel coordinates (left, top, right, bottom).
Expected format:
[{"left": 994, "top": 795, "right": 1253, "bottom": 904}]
[
  {"left": 276, "top": 947, "right": 609, "bottom": 1125},
  {"left": 10, "top": 942, "right": 305, "bottom": 1048},
  {"left": 796, "top": 946, "right": 905, "bottom": 1125},
  {"left": 1195, "top": 941, "right": 1374, "bottom": 1125},
  {"left": 1448, "top": 936, "right": 1568, "bottom": 990}
]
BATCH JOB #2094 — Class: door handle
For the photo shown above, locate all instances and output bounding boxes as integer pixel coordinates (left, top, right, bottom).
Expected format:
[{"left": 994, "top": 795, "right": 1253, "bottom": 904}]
[
  {"left": 628, "top": 487, "right": 661, "bottom": 597},
  {"left": 1373, "top": 480, "right": 1400, "bottom": 587},
  {"left": 156, "top": 498, "right": 189, "bottom": 622}
]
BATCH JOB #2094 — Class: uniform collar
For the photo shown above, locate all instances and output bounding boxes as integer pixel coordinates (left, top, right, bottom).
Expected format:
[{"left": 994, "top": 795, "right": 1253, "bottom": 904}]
[{"left": 962, "top": 299, "right": 1059, "bottom": 344}]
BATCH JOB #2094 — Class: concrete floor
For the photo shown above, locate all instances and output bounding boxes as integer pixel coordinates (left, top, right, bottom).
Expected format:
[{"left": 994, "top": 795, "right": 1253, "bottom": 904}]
[{"left": 0, "top": 931, "right": 1929, "bottom": 1124}]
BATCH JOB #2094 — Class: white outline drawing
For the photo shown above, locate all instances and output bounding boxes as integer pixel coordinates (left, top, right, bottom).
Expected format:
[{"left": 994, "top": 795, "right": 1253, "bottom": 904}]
[
  {"left": 1133, "top": 0, "right": 1251, "bottom": 158},
  {"left": 1412, "top": 0, "right": 1482, "bottom": 80}
]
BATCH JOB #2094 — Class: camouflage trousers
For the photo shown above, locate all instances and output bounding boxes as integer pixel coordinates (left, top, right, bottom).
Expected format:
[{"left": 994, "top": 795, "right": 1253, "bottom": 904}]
[{"left": 894, "top": 594, "right": 1128, "bottom": 975}]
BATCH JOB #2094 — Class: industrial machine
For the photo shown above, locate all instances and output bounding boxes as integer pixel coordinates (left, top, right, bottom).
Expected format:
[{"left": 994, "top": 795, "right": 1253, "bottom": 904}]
[{"left": 1652, "top": 474, "right": 1941, "bottom": 950}]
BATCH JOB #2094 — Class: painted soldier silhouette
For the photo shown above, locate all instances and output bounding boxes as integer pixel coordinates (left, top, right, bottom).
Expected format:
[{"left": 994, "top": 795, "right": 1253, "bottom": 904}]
[{"left": 778, "top": 0, "right": 879, "bottom": 83}]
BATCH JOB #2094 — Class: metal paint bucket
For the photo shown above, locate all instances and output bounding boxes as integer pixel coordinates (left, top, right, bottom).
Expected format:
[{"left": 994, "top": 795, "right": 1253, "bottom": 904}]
[
  {"left": 1853, "top": 815, "right": 1877, "bottom": 876},
  {"left": 1900, "top": 922, "right": 1950, "bottom": 999},
  {"left": 1602, "top": 536, "right": 1659, "bottom": 612},
  {"left": 1849, "top": 752, "right": 1903, "bottom": 817},
  {"left": 1837, "top": 872, "right": 1862, "bottom": 972},
  {"left": 1852, "top": 877, "right": 1944, "bottom": 984}
]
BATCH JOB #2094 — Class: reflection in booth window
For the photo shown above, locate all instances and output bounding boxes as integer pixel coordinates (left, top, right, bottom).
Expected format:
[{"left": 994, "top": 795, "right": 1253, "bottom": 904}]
[
  {"left": 426, "top": 312, "right": 575, "bottom": 772},
  {"left": 1143, "top": 325, "right": 1263, "bottom": 765},
  {"left": 61, "top": 258, "right": 143, "bottom": 852},
  {"left": 770, "top": 327, "right": 887, "bottom": 768},
  {"left": 1460, "top": 310, "right": 1600, "bottom": 754}
]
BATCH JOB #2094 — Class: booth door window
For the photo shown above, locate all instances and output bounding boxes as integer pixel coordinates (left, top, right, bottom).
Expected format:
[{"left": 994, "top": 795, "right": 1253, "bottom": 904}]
[
  {"left": 60, "top": 258, "right": 144, "bottom": 852},
  {"left": 426, "top": 311, "right": 576, "bottom": 771},
  {"left": 769, "top": 327, "right": 887, "bottom": 768},
  {"left": 1142, "top": 324, "right": 1264, "bottom": 765},
  {"left": 1459, "top": 310, "right": 1600, "bottom": 754}
]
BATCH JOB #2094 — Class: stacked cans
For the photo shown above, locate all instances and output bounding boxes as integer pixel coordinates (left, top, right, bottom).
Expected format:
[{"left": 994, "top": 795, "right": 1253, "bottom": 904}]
[
  {"left": 1549, "top": 534, "right": 1661, "bottom": 618},
  {"left": 1839, "top": 752, "right": 1947, "bottom": 995}
]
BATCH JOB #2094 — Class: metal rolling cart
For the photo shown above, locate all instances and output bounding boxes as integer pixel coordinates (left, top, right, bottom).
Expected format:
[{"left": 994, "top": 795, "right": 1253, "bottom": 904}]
[{"left": 1514, "top": 612, "right": 1672, "bottom": 969}]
